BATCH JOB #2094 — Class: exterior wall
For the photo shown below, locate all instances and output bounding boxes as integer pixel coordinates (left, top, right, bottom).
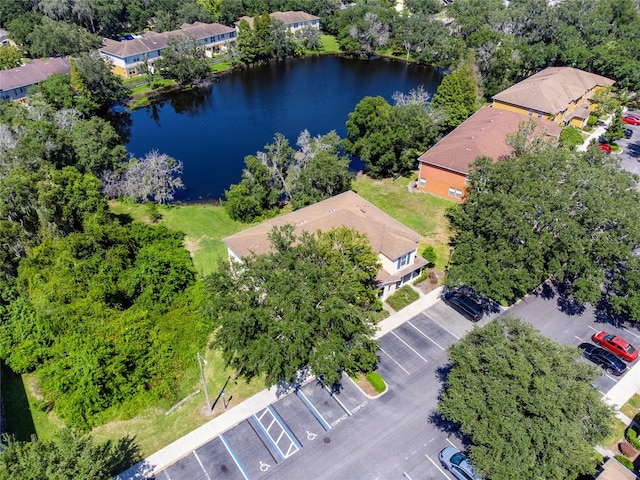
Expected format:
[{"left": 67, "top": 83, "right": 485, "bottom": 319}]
[
  {"left": 286, "top": 19, "right": 320, "bottom": 31},
  {"left": 417, "top": 163, "right": 466, "bottom": 202},
  {"left": 102, "top": 32, "right": 236, "bottom": 78},
  {"left": 1, "top": 86, "right": 29, "bottom": 101},
  {"left": 379, "top": 250, "right": 416, "bottom": 276}
]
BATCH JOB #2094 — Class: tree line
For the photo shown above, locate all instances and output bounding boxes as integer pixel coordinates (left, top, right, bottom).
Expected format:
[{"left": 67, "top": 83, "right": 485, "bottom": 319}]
[{"left": 3, "top": 0, "right": 640, "bottom": 98}]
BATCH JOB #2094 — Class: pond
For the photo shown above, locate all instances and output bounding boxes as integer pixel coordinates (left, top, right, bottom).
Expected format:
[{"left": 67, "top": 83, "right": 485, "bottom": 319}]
[{"left": 119, "top": 55, "right": 443, "bottom": 202}]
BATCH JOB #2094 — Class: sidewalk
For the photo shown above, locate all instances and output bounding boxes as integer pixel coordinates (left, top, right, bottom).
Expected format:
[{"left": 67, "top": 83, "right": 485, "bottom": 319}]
[{"left": 116, "top": 287, "right": 444, "bottom": 480}]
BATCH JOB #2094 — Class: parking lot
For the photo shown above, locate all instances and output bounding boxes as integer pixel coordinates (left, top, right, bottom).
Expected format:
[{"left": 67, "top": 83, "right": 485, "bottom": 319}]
[
  {"left": 150, "top": 285, "right": 637, "bottom": 480},
  {"left": 617, "top": 109, "right": 640, "bottom": 179}
]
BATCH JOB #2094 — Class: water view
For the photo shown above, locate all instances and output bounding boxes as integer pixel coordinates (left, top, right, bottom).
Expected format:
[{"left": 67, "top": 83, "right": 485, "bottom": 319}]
[{"left": 121, "top": 55, "right": 443, "bottom": 201}]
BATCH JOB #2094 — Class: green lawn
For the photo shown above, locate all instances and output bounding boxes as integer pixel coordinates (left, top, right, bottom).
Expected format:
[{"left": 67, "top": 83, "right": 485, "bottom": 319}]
[
  {"left": 110, "top": 201, "right": 255, "bottom": 276},
  {"left": 352, "top": 176, "right": 455, "bottom": 270},
  {"left": 318, "top": 35, "right": 340, "bottom": 53}
]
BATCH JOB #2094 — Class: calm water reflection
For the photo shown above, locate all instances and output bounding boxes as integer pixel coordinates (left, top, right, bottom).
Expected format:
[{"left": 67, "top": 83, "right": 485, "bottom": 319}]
[{"left": 122, "top": 55, "right": 442, "bottom": 201}]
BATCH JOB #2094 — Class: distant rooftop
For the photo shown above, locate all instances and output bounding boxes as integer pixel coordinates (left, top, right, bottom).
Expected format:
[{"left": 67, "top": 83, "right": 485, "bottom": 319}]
[{"left": 0, "top": 56, "right": 70, "bottom": 92}]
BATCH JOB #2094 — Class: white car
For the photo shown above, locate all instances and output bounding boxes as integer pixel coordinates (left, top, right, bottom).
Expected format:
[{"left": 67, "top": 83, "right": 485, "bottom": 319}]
[{"left": 438, "top": 446, "right": 485, "bottom": 480}]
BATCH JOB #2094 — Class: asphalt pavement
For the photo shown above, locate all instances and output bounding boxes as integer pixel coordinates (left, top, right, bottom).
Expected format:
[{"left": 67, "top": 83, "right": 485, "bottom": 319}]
[{"left": 117, "top": 281, "right": 640, "bottom": 480}]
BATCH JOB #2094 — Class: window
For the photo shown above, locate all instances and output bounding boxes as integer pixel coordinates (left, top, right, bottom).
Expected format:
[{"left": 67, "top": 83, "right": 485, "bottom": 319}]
[
  {"left": 419, "top": 177, "right": 426, "bottom": 187},
  {"left": 397, "top": 253, "right": 411, "bottom": 269},
  {"left": 448, "top": 187, "right": 456, "bottom": 197},
  {"left": 455, "top": 189, "right": 462, "bottom": 198},
  {"left": 528, "top": 109, "right": 533, "bottom": 116}
]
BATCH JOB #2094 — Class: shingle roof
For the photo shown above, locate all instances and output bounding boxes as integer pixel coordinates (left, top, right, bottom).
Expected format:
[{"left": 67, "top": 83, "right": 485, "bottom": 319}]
[
  {"left": 417, "top": 106, "right": 562, "bottom": 175},
  {"left": 99, "top": 22, "right": 235, "bottom": 58},
  {"left": 223, "top": 191, "right": 422, "bottom": 262},
  {"left": 492, "top": 67, "right": 614, "bottom": 114},
  {"left": 0, "top": 56, "right": 70, "bottom": 92},
  {"left": 269, "top": 11, "right": 320, "bottom": 24},
  {"left": 235, "top": 11, "right": 319, "bottom": 29}
]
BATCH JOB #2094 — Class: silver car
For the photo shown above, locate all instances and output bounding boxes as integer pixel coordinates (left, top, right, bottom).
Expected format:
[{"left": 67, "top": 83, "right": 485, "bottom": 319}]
[{"left": 438, "top": 446, "right": 484, "bottom": 480}]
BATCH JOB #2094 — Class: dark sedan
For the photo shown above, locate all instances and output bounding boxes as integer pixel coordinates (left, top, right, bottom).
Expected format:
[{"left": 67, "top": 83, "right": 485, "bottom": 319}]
[{"left": 578, "top": 343, "right": 627, "bottom": 376}]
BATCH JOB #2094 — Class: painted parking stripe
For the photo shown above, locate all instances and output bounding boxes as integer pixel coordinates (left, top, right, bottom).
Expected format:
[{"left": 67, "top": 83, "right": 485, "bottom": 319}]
[
  {"left": 425, "top": 453, "right": 451, "bottom": 479},
  {"left": 391, "top": 331, "right": 429, "bottom": 363},
  {"left": 219, "top": 434, "right": 251, "bottom": 480},
  {"left": 407, "top": 321, "right": 445, "bottom": 350},
  {"left": 315, "top": 380, "right": 352, "bottom": 417},
  {"left": 379, "top": 347, "right": 410, "bottom": 375},
  {"left": 622, "top": 328, "right": 640, "bottom": 340},
  {"left": 193, "top": 451, "right": 212, "bottom": 480},
  {"left": 253, "top": 405, "right": 302, "bottom": 460},
  {"left": 296, "top": 389, "right": 331, "bottom": 431},
  {"left": 161, "top": 470, "right": 171, "bottom": 479},
  {"left": 421, "top": 313, "right": 460, "bottom": 340}
]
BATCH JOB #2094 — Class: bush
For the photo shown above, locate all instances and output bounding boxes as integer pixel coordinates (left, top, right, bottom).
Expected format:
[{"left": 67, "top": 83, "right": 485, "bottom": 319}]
[
  {"left": 413, "top": 270, "right": 429, "bottom": 285},
  {"left": 386, "top": 285, "right": 419, "bottom": 311},
  {"left": 625, "top": 425, "right": 640, "bottom": 450},
  {"left": 559, "top": 126, "right": 584, "bottom": 149},
  {"left": 420, "top": 245, "right": 437, "bottom": 265},
  {"left": 365, "top": 372, "right": 386, "bottom": 393},
  {"left": 615, "top": 455, "right": 634, "bottom": 470},
  {"left": 587, "top": 115, "right": 598, "bottom": 127}
]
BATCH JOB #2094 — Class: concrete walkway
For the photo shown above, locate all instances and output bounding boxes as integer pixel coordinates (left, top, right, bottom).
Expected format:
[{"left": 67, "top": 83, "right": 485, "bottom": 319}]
[{"left": 116, "top": 287, "right": 444, "bottom": 479}]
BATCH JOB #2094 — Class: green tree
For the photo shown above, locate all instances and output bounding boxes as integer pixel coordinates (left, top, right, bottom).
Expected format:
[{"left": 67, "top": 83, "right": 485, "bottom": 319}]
[
  {"left": 34, "top": 73, "right": 75, "bottom": 110},
  {"left": 157, "top": 35, "right": 210, "bottom": 84},
  {"left": 27, "top": 18, "right": 101, "bottom": 57},
  {"left": 70, "top": 117, "right": 127, "bottom": 175},
  {"left": 445, "top": 148, "right": 640, "bottom": 305},
  {"left": 0, "top": 45, "right": 22, "bottom": 70},
  {"left": 558, "top": 125, "right": 584, "bottom": 149},
  {"left": 438, "top": 317, "right": 614, "bottom": 480},
  {"left": 0, "top": 429, "right": 141, "bottom": 480},
  {"left": 343, "top": 96, "right": 438, "bottom": 178},
  {"left": 74, "top": 52, "right": 127, "bottom": 111},
  {"left": 204, "top": 225, "right": 381, "bottom": 387},
  {"left": 431, "top": 60, "right": 479, "bottom": 131}
]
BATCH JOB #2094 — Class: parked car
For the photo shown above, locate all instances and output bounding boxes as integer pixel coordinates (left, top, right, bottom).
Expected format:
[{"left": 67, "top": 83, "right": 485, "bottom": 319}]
[
  {"left": 439, "top": 446, "right": 485, "bottom": 480},
  {"left": 622, "top": 115, "right": 640, "bottom": 126},
  {"left": 444, "top": 291, "right": 484, "bottom": 321},
  {"left": 598, "top": 143, "right": 612, "bottom": 153},
  {"left": 625, "top": 128, "right": 633, "bottom": 139},
  {"left": 578, "top": 343, "right": 627, "bottom": 375},
  {"left": 591, "top": 331, "right": 638, "bottom": 362}
]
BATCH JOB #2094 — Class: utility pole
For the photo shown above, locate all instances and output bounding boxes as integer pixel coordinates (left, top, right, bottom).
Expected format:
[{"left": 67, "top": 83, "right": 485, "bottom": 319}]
[{"left": 197, "top": 353, "right": 211, "bottom": 412}]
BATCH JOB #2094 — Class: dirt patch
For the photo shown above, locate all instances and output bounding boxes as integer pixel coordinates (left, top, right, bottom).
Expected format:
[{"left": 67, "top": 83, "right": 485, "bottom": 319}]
[
  {"left": 353, "top": 374, "right": 382, "bottom": 397},
  {"left": 416, "top": 268, "right": 445, "bottom": 295}
]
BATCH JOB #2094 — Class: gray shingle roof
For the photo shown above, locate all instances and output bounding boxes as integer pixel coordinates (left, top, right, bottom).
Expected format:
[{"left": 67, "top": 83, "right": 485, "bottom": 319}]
[{"left": 0, "top": 56, "right": 70, "bottom": 91}]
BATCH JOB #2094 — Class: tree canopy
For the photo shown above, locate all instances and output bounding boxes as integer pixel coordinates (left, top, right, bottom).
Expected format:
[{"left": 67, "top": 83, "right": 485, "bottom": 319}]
[
  {"left": 0, "top": 429, "right": 141, "bottom": 480},
  {"left": 342, "top": 94, "right": 439, "bottom": 178},
  {"left": 438, "top": 317, "right": 614, "bottom": 480},
  {"left": 445, "top": 146, "right": 640, "bottom": 308},
  {"left": 204, "top": 225, "right": 381, "bottom": 387}
]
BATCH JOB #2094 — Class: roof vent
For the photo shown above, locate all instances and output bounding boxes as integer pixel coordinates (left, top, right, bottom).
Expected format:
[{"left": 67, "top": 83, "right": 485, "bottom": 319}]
[{"left": 466, "top": 148, "right": 472, "bottom": 152}]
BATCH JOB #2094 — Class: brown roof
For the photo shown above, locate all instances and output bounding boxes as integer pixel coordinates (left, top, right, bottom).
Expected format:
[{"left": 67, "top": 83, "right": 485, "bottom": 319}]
[
  {"left": 417, "top": 106, "right": 562, "bottom": 175},
  {"left": 223, "top": 191, "right": 422, "bottom": 261},
  {"left": 99, "top": 22, "right": 234, "bottom": 58},
  {"left": 235, "top": 11, "right": 319, "bottom": 29},
  {"left": 270, "top": 11, "right": 320, "bottom": 24},
  {"left": 0, "top": 56, "right": 70, "bottom": 91},
  {"left": 492, "top": 66, "right": 614, "bottom": 115},
  {"left": 594, "top": 458, "right": 637, "bottom": 480}
]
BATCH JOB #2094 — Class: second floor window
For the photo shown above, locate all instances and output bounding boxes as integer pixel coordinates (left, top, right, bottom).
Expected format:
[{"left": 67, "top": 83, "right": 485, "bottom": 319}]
[{"left": 397, "top": 253, "right": 411, "bottom": 269}]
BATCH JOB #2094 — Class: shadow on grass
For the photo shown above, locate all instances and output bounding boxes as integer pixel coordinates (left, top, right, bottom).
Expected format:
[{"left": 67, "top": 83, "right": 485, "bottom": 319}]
[{"left": 1, "top": 362, "right": 36, "bottom": 441}]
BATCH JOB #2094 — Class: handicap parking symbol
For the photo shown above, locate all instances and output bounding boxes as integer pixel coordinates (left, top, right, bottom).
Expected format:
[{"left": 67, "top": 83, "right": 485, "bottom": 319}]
[
  {"left": 259, "top": 461, "right": 270, "bottom": 472},
  {"left": 306, "top": 430, "right": 317, "bottom": 440}
]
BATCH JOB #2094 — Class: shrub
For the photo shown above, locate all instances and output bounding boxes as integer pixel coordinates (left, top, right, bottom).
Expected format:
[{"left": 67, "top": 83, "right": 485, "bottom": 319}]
[
  {"left": 587, "top": 115, "right": 598, "bottom": 127},
  {"left": 615, "top": 454, "right": 634, "bottom": 470},
  {"left": 625, "top": 425, "right": 640, "bottom": 450},
  {"left": 413, "top": 270, "right": 429, "bottom": 285},
  {"left": 386, "top": 285, "right": 419, "bottom": 311},
  {"left": 365, "top": 372, "right": 386, "bottom": 393},
  {"left": 420, "top": 245, "right": 437, "bottom": 265},
  {"left": 559, "top": 126, "right": 584, "bottom": 150}
]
